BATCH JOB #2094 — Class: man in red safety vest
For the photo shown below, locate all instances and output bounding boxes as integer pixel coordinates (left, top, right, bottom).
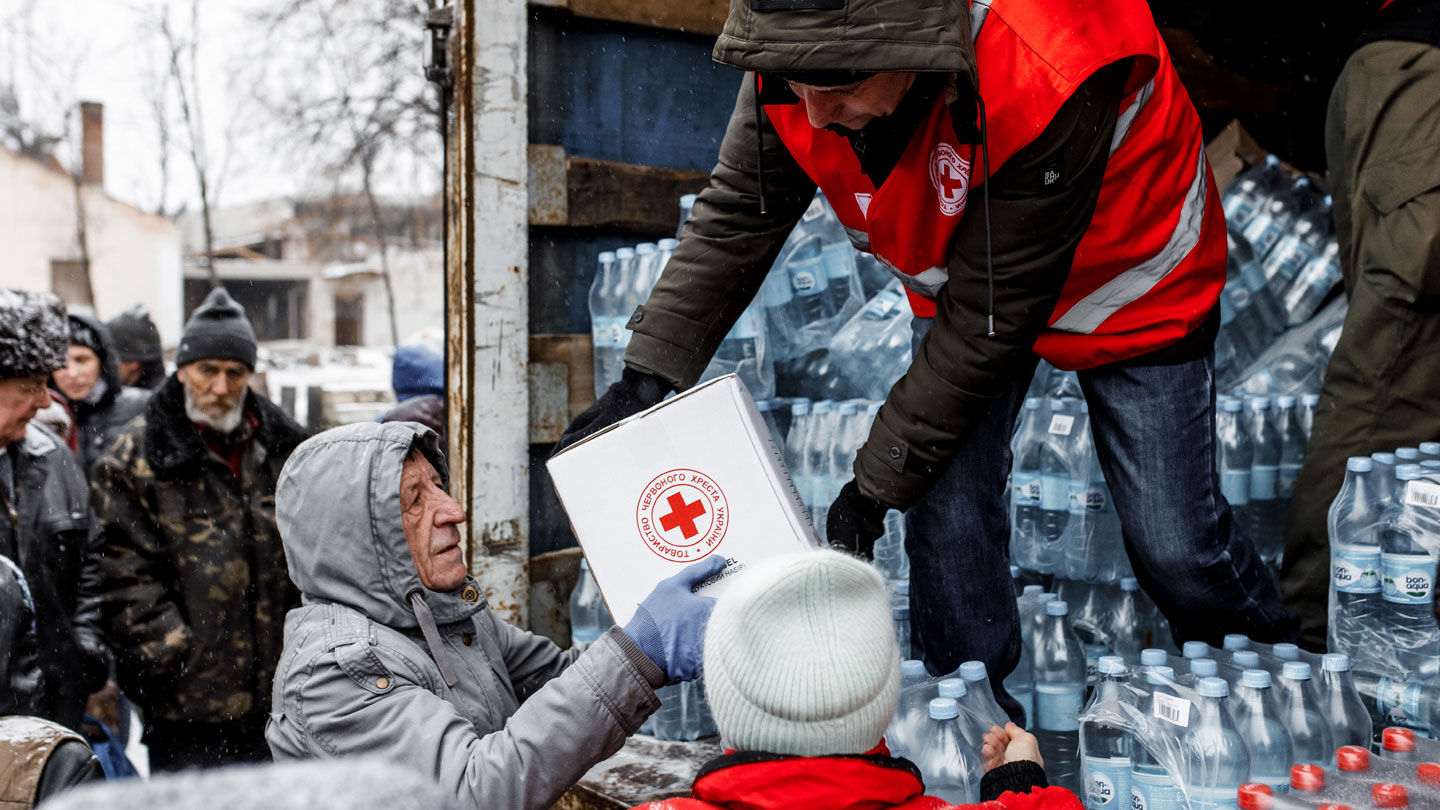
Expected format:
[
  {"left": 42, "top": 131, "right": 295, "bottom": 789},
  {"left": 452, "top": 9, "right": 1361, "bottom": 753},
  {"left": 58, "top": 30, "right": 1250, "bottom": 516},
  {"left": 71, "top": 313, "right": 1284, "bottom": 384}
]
[{"left": 558, "top": 0, "right": 1299, "bottom": 722}]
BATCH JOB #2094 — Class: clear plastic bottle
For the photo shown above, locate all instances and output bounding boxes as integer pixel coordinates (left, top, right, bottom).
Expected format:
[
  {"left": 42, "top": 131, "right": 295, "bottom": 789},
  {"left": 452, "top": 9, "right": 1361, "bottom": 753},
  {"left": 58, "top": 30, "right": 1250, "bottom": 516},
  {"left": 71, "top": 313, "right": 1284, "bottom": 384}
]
[
  {"left": 1241, "top": 177, "right": 1320, "bottom": 259},
  {"left": 1317, "top": 653, "right": 1373, "bottom": 749},
  {"left": 1070, "top": 582, "right": 1116, "bottom": 687},
  {"left": 915, "top": 697, "right": 983, "bottom": 804},
  {"left": 938, "top": 678, "right": 989, "bottom": 748},
  {"left": 1011, "top": 398, "right": 1047, "bottom": 571},
  {"left": 1328, "top": 457, "right": 1384, "bottom": 659},
  {"left": 958, "top": 661, "right": 1010, "bottom": 733},
  {"left": 1039, "top": 398, "right": 1081, "bottom": 568},
  {"left": 1221, "top": 155, "right": 1285, "bottom": 229},
  {"left": 1277, "top": 661, "right": 1335, "bottom": 767},
  {"left": 1274, "top": 396, "right": 1304, "bottom": 522},
  {"left": 569, "top": 559, "right": 614, "bottom": 646},
  {"left": 1298, "top": 394, "right": 1320, "bottom": 442},
  {"left": 1261, "top": 196, "right": 1333, "bottom": 297},
  {"left": 887, "top": 659, "right": 939, "bottom": 758},
  {"left": 1106, "top": 578, "right": 1146, "bottom": 663},
  {"left": 1131, "top": 666, "right": 1186, "bottom": 810},
  {"left": 1034, "top": 600, "right": 1086, "bottom": 791},
  {"left": 783, "top": 400, "right": 814, "bottom": 506},
  {"left": 1082, "top": 658, "right": 1133, "bottom": 810},
  {"left": 1246, "top": 397, "right": 1283, "bottom": 562},
  {"left": 702, "top": 300, "right": 774, "bottom": 400},
  {"left": 1181, "top": 677, "right": 1251, "bottom": 810},
  {"left": 1371, "top": 452, "right": 1399, "bottom": 505},
  {"left": 1282, "top": 239, "right": 1342, "bottom": 326},
  {"left": 1008, "top": 628, "right": 1037, "bottom": 730},
  {"left": 588, "top": 251, "right": 625, "bottom": 397},
  {"left": 1380, "top": 464, "right": 1440, "bottom": 672},
  {"left": 780, "top": 216, "right": 831, "bottom": 324},
  {"left": 1218, "top": 398, "right": 1254, "bottom": 537},
  {"left": 893, "top": 603, "right": 912, "bottom": 661},
  {"left": 676, "top": 194, "right": 697, "bottom": 239},
  {"left": 1230, "top": 669, "right": 1293, "bottom": 793}
]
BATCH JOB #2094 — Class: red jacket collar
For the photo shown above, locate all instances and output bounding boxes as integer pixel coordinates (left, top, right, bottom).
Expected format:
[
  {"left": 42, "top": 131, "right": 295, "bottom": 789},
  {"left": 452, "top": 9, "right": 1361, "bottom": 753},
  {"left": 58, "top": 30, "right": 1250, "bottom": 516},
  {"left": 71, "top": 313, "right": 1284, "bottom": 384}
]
[{"left": 689, "top": 747, "right": 937, "bottom": 810}]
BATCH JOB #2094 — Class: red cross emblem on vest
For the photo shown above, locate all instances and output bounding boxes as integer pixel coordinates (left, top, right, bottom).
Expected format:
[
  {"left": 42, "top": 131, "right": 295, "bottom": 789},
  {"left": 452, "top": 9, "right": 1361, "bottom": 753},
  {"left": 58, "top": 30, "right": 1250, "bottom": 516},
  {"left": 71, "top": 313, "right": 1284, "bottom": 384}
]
[{"left": 929, "top": 142, "right": 971, "bottom": 217}]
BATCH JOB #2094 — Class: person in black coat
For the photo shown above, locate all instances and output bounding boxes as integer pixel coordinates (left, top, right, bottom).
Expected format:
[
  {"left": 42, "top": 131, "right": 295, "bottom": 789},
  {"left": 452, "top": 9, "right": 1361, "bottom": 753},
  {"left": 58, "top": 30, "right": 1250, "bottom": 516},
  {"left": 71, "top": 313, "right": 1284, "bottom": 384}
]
[{"left": 50, "top": 313, "right": 151, "bottom": 474}]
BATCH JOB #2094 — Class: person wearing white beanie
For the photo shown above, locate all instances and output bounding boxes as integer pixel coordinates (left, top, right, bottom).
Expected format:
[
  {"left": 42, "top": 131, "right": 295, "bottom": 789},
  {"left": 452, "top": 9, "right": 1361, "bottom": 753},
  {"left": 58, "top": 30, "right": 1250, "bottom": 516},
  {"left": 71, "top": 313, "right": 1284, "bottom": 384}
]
[{"left": 631, "top": 550, "right": 1083, "bottom": 810}]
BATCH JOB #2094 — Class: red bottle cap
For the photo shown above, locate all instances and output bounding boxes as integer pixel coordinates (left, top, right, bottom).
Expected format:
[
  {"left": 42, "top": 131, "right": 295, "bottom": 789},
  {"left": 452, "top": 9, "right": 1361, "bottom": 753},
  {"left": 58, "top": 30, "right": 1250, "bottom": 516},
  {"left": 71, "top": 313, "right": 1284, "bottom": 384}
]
[
  {"left": 1317, "top": 805, "right": 1353, "bottom": 810},
  {"left": 1238, "top": 783, "right": 1274, "bottom": 810},
  {"left": 1417, "top": 763, "right": 1440, "bottom": 786},
  {"left": 1292, "top": 763, "right": 1326, "bottom": 792},
  {"left": 1337, "top": 746, "right": 1372, "bottom": 772},
  {"left": 1373, "top": 783, "right": 1409, "bottom": 809},
  {"left": 1384, "top": 728, "right": 1417, "bottom": 753}
]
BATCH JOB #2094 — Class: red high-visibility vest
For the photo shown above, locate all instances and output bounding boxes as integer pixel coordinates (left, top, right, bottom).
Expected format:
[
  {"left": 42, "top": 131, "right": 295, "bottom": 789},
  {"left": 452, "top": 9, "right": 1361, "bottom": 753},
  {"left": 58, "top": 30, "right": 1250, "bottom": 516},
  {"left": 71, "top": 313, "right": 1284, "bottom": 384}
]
[{"left": 765, "top": 0, "right": 1226, "bottom": 370}]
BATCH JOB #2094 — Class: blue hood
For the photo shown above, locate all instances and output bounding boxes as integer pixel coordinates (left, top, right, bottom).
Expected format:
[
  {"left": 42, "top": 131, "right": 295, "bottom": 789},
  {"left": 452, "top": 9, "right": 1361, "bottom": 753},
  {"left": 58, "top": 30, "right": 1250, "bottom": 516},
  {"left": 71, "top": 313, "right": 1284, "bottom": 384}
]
[{"left": 392, "top": 343, "right": 444, "bottom": 401}]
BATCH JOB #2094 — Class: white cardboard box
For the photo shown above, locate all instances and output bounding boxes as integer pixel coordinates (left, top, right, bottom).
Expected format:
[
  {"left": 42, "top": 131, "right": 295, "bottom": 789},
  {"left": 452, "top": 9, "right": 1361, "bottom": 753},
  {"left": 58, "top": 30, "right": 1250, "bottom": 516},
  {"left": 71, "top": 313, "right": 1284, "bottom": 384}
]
[{"left": 547, "top": 375, "right": 820, "bottom": 625}]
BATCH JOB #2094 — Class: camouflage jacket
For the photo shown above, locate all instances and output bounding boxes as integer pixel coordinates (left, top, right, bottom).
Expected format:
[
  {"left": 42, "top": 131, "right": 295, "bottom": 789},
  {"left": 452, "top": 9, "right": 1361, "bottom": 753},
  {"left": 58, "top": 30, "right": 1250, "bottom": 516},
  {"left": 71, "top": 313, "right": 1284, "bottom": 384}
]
[{"left": 91, "top": 375, "right": 306, "bottom": 725}]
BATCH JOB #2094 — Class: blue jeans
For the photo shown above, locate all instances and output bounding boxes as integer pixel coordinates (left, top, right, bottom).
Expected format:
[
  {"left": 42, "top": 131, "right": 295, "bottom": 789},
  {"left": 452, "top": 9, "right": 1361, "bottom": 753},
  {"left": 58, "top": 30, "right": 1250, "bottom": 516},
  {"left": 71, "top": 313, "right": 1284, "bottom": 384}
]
[{"left": 904, "top": 317, "right": 1299, "bottom": 722}]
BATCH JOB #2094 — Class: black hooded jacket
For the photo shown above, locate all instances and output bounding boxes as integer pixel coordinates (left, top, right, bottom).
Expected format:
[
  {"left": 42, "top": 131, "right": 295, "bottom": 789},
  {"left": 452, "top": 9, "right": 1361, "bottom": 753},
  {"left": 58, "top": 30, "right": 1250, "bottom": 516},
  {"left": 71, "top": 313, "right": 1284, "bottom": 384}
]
[{"left": 52, "top": 313, "right": 152, "bottom": 475}]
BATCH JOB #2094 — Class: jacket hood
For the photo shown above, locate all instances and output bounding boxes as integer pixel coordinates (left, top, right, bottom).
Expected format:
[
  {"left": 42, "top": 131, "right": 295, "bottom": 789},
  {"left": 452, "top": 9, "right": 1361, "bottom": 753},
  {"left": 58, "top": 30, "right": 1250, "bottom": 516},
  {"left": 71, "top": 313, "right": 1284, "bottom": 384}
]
[
  {"left": 391, "top": 342, "right": 445, "bottom": 402},
  {"left": 276, "top": 421, "right": 481, "bottom": 629},
  {"left": 689, "top": 749, "right": 929, "bottom": 810},
  {"left": 55, "top": 312, "right": 123, "bottom": 411},
  {"left": 712, "top": 0, "right": 977, "bottom": 88}
]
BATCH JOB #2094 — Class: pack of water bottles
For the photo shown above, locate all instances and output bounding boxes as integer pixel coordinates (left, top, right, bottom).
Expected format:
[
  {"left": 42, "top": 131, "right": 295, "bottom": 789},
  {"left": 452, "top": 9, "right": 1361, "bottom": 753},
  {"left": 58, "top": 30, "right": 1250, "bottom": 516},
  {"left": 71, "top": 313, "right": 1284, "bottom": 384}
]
[
  {"left": 1215, "top": 392, "right": 1320, "bottom": 566},
  {"left": 1235, "top": 738, "right": 1440, "bottom": 810},
  {"left": 1328, "top": 445, "right": 1440, "bottom": 695},
  {"left": 1217, "top": 154, "right": 1346, "bottom": 391},
  {"left": 885, "top": 659, "right": 1014, "bottom": 804}
]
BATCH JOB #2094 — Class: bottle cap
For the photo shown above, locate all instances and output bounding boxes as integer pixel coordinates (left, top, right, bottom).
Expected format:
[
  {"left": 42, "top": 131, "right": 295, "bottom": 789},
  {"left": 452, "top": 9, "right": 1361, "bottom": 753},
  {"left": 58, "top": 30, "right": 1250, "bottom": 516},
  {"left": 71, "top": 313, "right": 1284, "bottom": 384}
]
[
  {"left": 1346, "top": 457, "right": 1374, "bottom": 472},
  {"left": 1183, "top": 641, "right": 1210, "bottom": 659},
  {"left": 1397, "top": 464, "right": 1422, "bottom": 481},
  {"left": 679, "top": 193, "right": 698, "bottom": 206},
  {"left": 1046, "top": 601, "right": 1069, "bottom": 616},
  {"left": 1140, "top": 649, "right": 1168, "bottom": 666},
  {"left": 892, "top": 604, "right": 910, "bottom": 620},
  {"left": 615, "top": 246, "right": 636, "bottom": 258},
  {"left": 635, "top": 242, "right": 657, "bottom": 254},
  {"left": 840, "top": 402, "right": 861, "bottom": 415},
  {"left": 1384, "top": 728, "right": 1417, "bottom": 753},
  {"left": 814, "top": 401, "right": 835, "bottom": 413},
  {"left": 1121, "top": 577, "right": 1139, "bottom": 591},
  {"left": 1321, "top": 653, "right": 1350, "bottom": 672},
  {"left": 1277, "top": 395, "right": 1296, "bottom": 408},
  {"left": 1281, "top": 661, "right": 1312, "bottom": 681},
  {"left": 1272, "top": 643, "right": 1300, "bottom": 660},
  {"left": 1038, "top": 593, "right": 1059, "bottom": 604},
  {"left": 1223, "top": 399, "right": 1244, "bottom": 413},
  {"left": 1233, "top": 651, "right": 1261, "bottom": 669},
  {"left": 1303, "top": 394, "right": 1320, "bottom": 406},
  {"left": 1423, "top": 461, "right": 1440, "bottom": 470},
  {"left": 1197, "top": 676, "right": 1228, "bottom": 698},
  {"left": 1098, "top": 656, "right": 1126, "bottom": 676},
  {"left": 1241, "top": 669, "right": 1271, "bottom": 689},
  {"left": 1024, "top": 397, "right": 1041, "bottom": 410},
  {"left": 579, "top": 558, "right": 590, "bottom": 571},
  {"left": 1397, "top": 447, "right": 1422, "bottom": 461},
  {"left": 1223, "top": 634, "right": 1251, "bottom": 651},
  {"left": 900, "top": 660, "right": 927, "bottom": 678},
  {"left": 1023, "top": 585, "right": 1044, "bottom": 596},
  {"left": 1145, "top": 666, "right": 1175, "bottom": 686},
  {"left": 1237, "top": 784, "right": 1274, "bottom": 810},
  {"left": 1254, "top": 396, "right": 1271, "bottom": 408},
  {"left": 1191, "top": 659, "right": 1219, "bottom": 678},
  {"left": 959, "top": 661, "right": 988, "bottom": 682},
  {"left": 1372, "top": 784, "right": 1409, "bottom": 809},
  {"left": 1374, "top": 452, "right": 1397, "bottom": 465},
  {"left": 598, "top": 250, "right": 617, "bottom": 262},
  {"left": 1010, "top": 565, "right": 1021, "bottom": 578},
  {"left": 928, "top": 697, "right": 959, "bottom": 721},
  {"left": 1421, "top": 442, "right": 1440, "bottom": 456},
  {"left": 1416, "top": 763, "right": 1440, "bottom": 786},
  {"left": 1291, "top": 764, "right": 1325, "bottom": 792},
  {"left": 1336, "top": 746, "right": 1371, "bottom": 772},
  {"left": 937, "top": 679, "right": 966, "bottom": 699},
  {"left": 790, "top": 401, "right": 811, "bottom": 415}
]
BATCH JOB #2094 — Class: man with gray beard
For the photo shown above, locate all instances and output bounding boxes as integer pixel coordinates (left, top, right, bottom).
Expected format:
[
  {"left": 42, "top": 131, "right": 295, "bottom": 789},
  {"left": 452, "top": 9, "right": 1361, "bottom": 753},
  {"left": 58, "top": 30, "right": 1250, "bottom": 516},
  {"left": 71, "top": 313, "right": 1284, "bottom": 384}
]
[{"left": 91, "top": 287, "right": 306, "bottom": 772}]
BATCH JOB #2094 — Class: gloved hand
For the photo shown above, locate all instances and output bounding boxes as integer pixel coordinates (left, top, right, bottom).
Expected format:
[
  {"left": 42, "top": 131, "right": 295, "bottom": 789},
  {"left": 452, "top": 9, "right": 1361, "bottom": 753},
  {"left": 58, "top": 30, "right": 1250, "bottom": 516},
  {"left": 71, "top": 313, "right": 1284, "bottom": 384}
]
[
  {"left": 826, "top": 480, "right": 889, "bottom": 560},
  {"left": 624, "top": 555, "right": 727, "bottom": 683},
  {"left": 553, "top": 367, "right": 672, "bottom": 455}
]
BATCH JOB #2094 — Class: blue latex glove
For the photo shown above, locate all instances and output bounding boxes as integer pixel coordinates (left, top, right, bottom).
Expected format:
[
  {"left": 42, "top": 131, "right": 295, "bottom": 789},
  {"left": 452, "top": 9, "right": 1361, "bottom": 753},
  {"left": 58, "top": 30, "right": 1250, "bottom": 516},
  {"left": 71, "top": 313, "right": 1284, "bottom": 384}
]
[{"left": 624, "top": 556, "right": 727, "bottom": 683}]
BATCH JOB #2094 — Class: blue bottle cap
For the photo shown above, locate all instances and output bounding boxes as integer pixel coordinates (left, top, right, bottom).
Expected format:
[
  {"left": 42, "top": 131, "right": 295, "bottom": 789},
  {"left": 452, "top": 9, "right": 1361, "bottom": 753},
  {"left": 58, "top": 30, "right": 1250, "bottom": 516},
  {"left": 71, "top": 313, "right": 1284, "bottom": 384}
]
[
  {"left": 1321, "top": 653, "right": 1350, "bottom": 672},
  {"left": 1397, "top": 447, "right": 1422, "bottom": 461},
  {"left": 1277, "top": 395, "right": 1296, "bottom": 408},
  {"left": 1023, "top": 585, "right": 1044, "bottom": 596},
  {"left": 1272, "top": 643, "right": 1300, "bottom": 660},
  {"left": 1183, "top": 641, "right": 1210, "bottom": 659},
  {"left": 1010, "top": 565, "right": 1021, "bottom": 578},
  {"left": 1253, "top": 396, "right": 1271, "bottom": 408},
  {"left": 598, "top": 250, "right": 617, "bottom": 262},
  {"left": 959, "top": 661, "right": 988, "bottom": 682},
  {"left": 1423, "top": 461, "right": 1440, "bottom": 471},
  {"left": 657, "top": 238, "right": 679, "bottom": 251},
  {"left": 900, "top": 660, "right": 927, "bottom": 678},
  {"left": 1346, "top": 457, "right": 1374, "bottom": 472},
  {"left": 1098, "top": 656, "right": 1127, "bottom": 676},
  {"left": 1422, "top": 442, "right": 1440, "bottom": 456},
  {"left": 938, "top": 679, "right": 966, "bottom": 699},
  {"left": 1373, "top": 452, "right": 1397, "bottom": 465},
  {"left": 679, "top": 193, "right": 698, "bottom": 206},
  {"left": 791, "top": 401, "right": 811, "bottom": 415},
  {"left": 1024, "top": 397, "right": 1041, "bottom": 410},
  {"left": 579, "top": 558, "right": 590, "bottom": 571},
  {"left": 1232, "top": 650, "right": 1261, "bottom": 669},
  {"left": 1121, "top": 577, "right": 1139, "bottom": 591},
  {"left": 929, "top": 697, "right": 959, "bottom": 720},
  {"left": 1282, "top": 661, "right": 1312, "bottom": 681},
  {"left": 892, "top": 604, "right": 910, "bottom": 620},
  {"left": 1046, "top": 601, "right": 1069, "bottom": 616},
  {"left": 814, "top": 401, "right": 835, "bottom": 413},
  {"left": 896, "top": 582, "right": 910, "bottom": 596},
  {"left": 1197, "top": 677, "right": 1229, "bottom": 698},
  {"left": 1190, "top": 659, "right": 1218, "bottom": 678},
  {"left": 1141, "top": 649, "right": 1168, "bottom": 666},
  {"left": 1398, "top": 464, "right": 1423, "bottom": 481},
  {"left": 1223, "top": 634, "right": 1251, "bottom": 651},
  {"left": 1038, "top": 593, "right": 1058, "bottom": 604},
  {"left": 1302, "top": 394, "right": 1320, "bottom": 406},
  {"left": 1222, "top": 399, "right": 1244, "bottom": 413},
  {"left": 1145, "top": 666, "right": 1176, "bottom": 686},
  {"left": 615, "top": 247, "right": 635, "bottom": 258},
  {"left": 1241, "top": 669, "right": 1272, "bottom": 689}
]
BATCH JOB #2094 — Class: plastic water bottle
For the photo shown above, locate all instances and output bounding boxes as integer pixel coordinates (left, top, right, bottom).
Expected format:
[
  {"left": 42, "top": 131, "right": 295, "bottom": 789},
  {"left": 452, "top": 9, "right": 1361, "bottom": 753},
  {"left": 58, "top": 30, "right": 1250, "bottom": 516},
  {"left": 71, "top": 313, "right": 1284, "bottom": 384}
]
[
  {"left": 1082, "top": 658, "right": 1133, "bottom": 810},
  {"left": 1218, "top": 399, "right": 1254, "bottom": 534},
  {"left": 676, "top": 194, "right": 696, "bottom": 239},
  {"left": 1246, "top": 397, "right": 1283, "bottom": 561},
  {"left": 1381, "top": 465, "right": 1440, "bottom": 673},
  {"left": 1297, "top": 394, "right": 1320, "bottom": 442},
  {"left": 1242, "top": 177, "right": 1319, "bottom": 259},
  {"left": 1229, "top": 231, "right": 1285, "bottom": 337},
  {"left": 827, "top": 282, "right": 913, "bottom": 400},
  {"left": 1069, "top": 583, "right": 1115, "bottom": 686},
  {"left": 1008, "top": 628, "right": 1036, "bottom": 729},
  {"left": 1039, "top": 399, "right": 1081, "bottom": 565},
  {"left": 1107, "top": 578, "right": 1146, "bottom": 663},
  {"left": 783, "top": 400, "right": 813, "bottom": 504},
  {"left": 1262, "top": 196, "right": 1333, "bottom": 297},
  {"left": 958, "top": 661, "right": 1010, "bottom": 732},
  {"left": 1275, "top": 396, "right": 1304, "bottom": 518},
  {"left": 781, "top": 205, "right": 832, "bottom": 324},
  {"left": 1329, "top": 457, "right": 1384, "bottom": 657},
  {"left": 937, "top": 679, "right": 989, "bottom": 748},
  {"left": 569, "top": 559, "right": 614, "bottom": 646},
  {"left": 915, "top": 697, "right": 983, "bottom": 804},
  {"left": 1034, "top": 600, "right": 1086, "bottom": 791},
  {"left": 1012, "top": 398, "right": 1047, "bottom": 570},
  {"left": 1318, "top": 653, "right": 1373, "bottom": 748},
  {"left": 894, "top": 603, "right": 912, "bottom": 660},
  {"left": 1282, "top": 239, "right": 1341, "bottom": 326},
  {"left": 1422, "top": 442, "right": 1440, "bottom": 462},
  {"left": 703, "top": 300, "right": 774, "bottom": 400},
  {"left": 589, "top": 251, "right": 628, "bottom": 397},
  {"left": 1222, "top": 155, "right": 1285, "bottom": 229},
  {"left": 1132, "top": 666, "right": 1186, "bottom": 810},
  {"left": 1230, "top": 669, "right": 1293, "bottom": 793},
  {"left": 1277, "top": 662, "right": 1335, "bottom": 767},
  {"left": 1182, "top": 677, "right": 1250, "bottom": 810},
  {"left": 887, "top": 659, "right": 939, "bottom": 757}
]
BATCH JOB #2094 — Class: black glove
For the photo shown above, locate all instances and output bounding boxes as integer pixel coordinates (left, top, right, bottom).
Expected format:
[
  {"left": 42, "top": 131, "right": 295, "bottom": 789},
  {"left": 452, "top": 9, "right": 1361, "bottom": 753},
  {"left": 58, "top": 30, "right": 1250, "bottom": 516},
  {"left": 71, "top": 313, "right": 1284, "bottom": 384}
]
[
  {"left": 553, "top": 367, "right": 672, "bottom": 455},
  {"left": 826, "top": 480, "right": 889, "bottom": 560}
]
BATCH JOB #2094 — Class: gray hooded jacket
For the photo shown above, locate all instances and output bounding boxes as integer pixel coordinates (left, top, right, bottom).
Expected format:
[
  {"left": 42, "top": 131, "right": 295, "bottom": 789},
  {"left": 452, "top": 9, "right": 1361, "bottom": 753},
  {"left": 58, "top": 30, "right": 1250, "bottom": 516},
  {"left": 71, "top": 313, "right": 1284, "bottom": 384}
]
[{"left": 265, "top": 422, "right": 664, "bottom": 810}]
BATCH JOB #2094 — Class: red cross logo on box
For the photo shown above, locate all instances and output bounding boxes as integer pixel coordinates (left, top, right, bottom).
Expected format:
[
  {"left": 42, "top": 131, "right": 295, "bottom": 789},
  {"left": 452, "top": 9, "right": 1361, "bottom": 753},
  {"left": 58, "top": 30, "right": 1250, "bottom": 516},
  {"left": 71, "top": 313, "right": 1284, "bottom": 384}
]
[
  {"left": 929, "top": 142, "right": 971, "bottom": 217},
  {"left": 636, "top": 469, "right": 729, "bottom": 562}
]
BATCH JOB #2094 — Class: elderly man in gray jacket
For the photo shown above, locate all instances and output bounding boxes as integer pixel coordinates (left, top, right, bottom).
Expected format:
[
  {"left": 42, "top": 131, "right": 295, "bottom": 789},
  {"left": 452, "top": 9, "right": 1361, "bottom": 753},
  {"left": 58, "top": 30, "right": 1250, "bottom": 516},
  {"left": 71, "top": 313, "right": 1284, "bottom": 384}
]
[{"left": 266, "top": 422, "right": 721, "bottom": 810}]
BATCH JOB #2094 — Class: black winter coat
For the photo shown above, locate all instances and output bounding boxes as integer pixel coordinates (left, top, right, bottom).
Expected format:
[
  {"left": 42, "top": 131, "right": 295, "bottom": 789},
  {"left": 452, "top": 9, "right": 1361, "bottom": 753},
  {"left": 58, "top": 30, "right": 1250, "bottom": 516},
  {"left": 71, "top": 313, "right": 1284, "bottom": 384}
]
[{"left": 53, "top": 313, "right": 150, "bottom": 475}]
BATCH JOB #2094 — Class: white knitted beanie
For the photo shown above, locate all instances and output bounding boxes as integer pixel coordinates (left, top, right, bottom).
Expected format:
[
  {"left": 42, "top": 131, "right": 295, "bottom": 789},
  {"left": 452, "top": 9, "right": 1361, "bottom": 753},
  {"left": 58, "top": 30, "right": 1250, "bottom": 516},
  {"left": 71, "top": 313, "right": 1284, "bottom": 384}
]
[{"left": 703, "top": 549, "right": 900, "bottom": 756}]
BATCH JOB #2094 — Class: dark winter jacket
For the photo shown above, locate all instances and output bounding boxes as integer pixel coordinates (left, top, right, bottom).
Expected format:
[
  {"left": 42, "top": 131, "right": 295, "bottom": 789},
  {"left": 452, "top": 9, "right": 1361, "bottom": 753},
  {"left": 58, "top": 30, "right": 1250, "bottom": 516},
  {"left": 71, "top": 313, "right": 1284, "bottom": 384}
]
[
  {"left": 630, "top": 750, "right": 1080, "bottom": 810},
  {"left": 0, "top": 716, "right": 103, "bottom": 810},
  {"left": 377, "top": 394, "right": 445, "bottom": 440},
  {"left": 91, "top": 374, "right": 306, "bottom": 726},
  {"left": 52, "top": 313, "right": 151, "bottom": 475},
  {"left": 0, "top": 554, "right": 44, "bottom": 716},
  {"left": 0, "top": 424, "right": 110, "bottom": 731},
  {"left": 623, "top": 0, "right": 1214, "bottom": 510}
]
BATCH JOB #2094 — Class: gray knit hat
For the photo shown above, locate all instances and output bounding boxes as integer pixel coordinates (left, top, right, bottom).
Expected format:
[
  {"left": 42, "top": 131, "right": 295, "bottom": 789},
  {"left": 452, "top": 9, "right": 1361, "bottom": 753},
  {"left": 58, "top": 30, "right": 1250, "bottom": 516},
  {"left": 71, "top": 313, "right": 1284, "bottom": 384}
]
[
  {"left": 0, "top": 289, "right": 69, "bottom": 380},
  {"left": 177, "top": 287, "right": 257, "bottom": 369},
  {"left": 106, "top": 304, "right": 163, "bottom": 363},
  {"left": 704, "top": 549, "right": 900, "bottom": 756}
]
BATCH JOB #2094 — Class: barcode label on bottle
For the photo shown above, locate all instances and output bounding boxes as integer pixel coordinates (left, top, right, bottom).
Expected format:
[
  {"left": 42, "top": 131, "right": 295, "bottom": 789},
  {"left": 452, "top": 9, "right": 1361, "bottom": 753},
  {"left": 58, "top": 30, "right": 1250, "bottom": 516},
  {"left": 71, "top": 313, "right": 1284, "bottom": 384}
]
[
  {"left": 1405, "top": 481, "right": 1440, "bottom": 508},
  {"left": 1049, "top": 414, "right": 1075, "bottom": 436},
  {"left": 1152, "top": 692, "right": 1190, "bottom": 728}
]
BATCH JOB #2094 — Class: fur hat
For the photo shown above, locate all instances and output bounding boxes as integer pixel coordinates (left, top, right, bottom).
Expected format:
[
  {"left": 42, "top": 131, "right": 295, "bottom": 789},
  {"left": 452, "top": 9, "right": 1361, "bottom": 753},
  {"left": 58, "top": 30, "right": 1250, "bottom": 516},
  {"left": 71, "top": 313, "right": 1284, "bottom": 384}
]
[{"left": 0, "top": 290, "right": 69, "bottom": 380}]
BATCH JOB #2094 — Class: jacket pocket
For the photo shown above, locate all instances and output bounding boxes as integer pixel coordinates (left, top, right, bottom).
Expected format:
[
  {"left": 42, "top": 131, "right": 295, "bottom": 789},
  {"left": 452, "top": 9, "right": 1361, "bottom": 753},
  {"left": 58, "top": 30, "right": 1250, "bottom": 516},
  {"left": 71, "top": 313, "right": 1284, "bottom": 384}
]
[{"left": 1358, "top": 142, "right": 1440, "bottom": 306}]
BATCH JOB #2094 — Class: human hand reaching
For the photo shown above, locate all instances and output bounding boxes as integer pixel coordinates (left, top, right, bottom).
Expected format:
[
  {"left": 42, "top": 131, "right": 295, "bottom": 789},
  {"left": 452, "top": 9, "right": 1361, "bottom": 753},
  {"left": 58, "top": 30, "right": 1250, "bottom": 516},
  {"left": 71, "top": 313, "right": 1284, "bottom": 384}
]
[{"left": 981, "top": 722, "right": 1044, "bottom": 771}]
